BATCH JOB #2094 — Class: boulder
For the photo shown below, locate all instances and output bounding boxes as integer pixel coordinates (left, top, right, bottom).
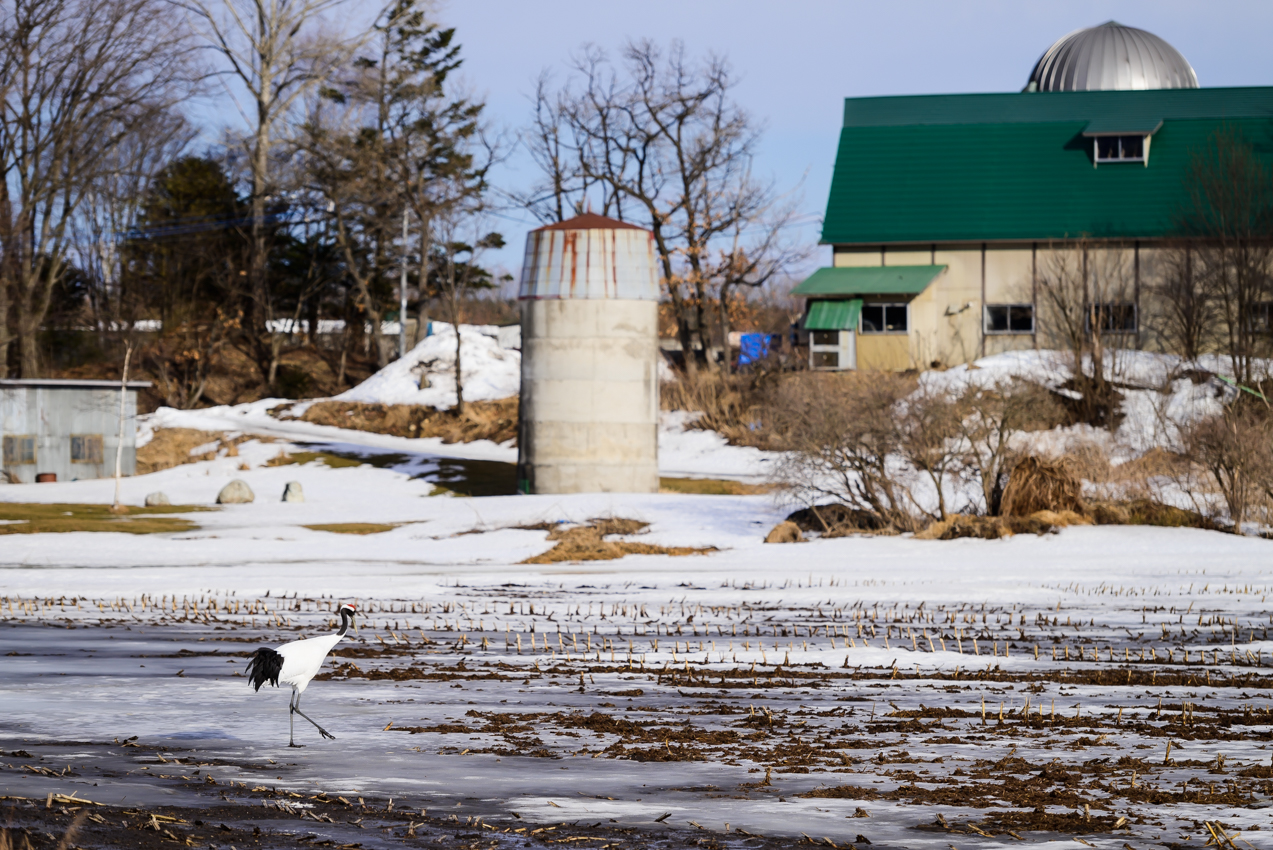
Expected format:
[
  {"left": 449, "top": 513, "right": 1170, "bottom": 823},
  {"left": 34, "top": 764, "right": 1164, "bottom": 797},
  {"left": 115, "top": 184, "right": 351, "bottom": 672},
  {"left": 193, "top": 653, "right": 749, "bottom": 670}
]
[
  {"left": 216, "top": 479, "right": 255, "bottom": 504},
  {"left": 144, "top": 491, "right": 171, "bottom": 507},
  {"left": 281, "top": 481, "right": 305, "bottom": 503},
  {"left": 764, "top": 521, "right": 803, "bottom": 544}
]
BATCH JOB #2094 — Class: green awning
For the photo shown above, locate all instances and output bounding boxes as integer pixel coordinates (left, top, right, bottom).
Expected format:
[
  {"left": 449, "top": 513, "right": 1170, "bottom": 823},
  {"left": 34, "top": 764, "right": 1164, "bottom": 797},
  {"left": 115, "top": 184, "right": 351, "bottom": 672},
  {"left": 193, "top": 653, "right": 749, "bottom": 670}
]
[
  {"left": 792, "top": 265, "right": 945, "bottom": 297},
  {"left": 1082, "top": 117, "right": 1162, "bottom": 136},
  {"left": 805, "top": 298, "right": 862, "bottom": 331}
]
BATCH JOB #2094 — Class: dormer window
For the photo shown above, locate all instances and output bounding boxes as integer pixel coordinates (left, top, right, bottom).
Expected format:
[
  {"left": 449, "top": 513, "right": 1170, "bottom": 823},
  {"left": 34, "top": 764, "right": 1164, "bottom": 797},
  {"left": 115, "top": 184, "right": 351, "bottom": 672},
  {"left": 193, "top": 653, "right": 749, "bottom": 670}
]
[
  {"left": 1095, "top": 135, "right": 1144, "bottom": 162},
  {"left": 1083, "top": 118, "right": 1161, "bottom": 167}
]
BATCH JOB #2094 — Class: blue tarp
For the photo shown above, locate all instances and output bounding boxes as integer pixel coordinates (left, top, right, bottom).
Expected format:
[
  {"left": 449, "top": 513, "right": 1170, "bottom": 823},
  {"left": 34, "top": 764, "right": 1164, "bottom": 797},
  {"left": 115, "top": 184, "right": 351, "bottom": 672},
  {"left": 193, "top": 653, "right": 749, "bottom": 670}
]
[{"left": 737, "top": 333, "right": 773, "bottom": 367}]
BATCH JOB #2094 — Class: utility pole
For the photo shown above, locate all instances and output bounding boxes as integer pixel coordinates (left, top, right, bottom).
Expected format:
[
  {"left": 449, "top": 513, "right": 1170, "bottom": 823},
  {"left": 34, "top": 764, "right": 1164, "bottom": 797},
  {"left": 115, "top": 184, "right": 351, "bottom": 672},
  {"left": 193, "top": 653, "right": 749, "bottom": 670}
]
[{"left": 399, "top": 208, "right": 410, "bottom": 359}]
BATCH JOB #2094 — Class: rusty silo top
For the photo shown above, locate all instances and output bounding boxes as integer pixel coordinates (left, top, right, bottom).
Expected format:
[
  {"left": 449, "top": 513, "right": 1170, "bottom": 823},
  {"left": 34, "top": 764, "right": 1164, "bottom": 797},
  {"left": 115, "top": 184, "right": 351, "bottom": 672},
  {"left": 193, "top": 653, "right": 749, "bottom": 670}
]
[{"left": 519, "top": 214, "right": 659, "bottom": 301}]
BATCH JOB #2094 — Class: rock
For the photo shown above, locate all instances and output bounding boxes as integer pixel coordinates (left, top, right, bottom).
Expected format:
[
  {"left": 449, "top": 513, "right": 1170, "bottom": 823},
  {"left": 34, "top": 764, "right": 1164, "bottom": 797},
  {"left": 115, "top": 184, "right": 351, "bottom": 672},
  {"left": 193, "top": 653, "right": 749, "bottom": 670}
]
[
  {"left": 281, "top": 481, "right": 305, "bottom": 503},
  {"left": 144, "top": 491, "right": 171, "bottom": 507},
  {"left": 764, "top": 521, "right": 803, "bottom": 544},
  {"left": 216, "top": 479, "right": 255, "bottom": 504}
]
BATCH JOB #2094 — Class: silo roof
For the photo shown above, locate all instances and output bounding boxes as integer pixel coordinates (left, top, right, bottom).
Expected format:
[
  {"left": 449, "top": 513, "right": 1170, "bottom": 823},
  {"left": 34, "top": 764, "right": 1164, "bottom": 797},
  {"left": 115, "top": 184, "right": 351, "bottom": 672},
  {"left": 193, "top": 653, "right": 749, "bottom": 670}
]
[{"left": 533, "top": 213, "right": 646, "bottom": 232}]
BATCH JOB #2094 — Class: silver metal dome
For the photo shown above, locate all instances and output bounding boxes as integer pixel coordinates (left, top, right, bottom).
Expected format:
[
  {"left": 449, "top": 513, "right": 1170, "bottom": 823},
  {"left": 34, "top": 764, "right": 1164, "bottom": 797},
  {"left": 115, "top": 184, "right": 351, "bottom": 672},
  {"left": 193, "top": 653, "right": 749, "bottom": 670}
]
[{"left": 1026, "top": 21, "right": 1198, "bottom": 92}]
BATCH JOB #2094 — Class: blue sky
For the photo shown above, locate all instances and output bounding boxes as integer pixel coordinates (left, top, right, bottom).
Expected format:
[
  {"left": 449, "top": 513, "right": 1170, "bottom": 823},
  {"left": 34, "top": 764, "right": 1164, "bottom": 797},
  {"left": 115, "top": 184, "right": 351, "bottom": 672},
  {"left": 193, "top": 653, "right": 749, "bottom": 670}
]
[{"left": 374, "top": 2, "right": 1273, "bottom": 277}]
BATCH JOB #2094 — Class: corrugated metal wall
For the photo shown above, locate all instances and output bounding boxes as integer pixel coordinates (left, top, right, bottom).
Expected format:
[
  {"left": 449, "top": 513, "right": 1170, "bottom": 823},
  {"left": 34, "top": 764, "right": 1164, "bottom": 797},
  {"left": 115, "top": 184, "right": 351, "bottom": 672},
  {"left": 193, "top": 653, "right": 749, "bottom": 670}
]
[{"left": 0, "top": 386, "right": 138, "bottom": 484}]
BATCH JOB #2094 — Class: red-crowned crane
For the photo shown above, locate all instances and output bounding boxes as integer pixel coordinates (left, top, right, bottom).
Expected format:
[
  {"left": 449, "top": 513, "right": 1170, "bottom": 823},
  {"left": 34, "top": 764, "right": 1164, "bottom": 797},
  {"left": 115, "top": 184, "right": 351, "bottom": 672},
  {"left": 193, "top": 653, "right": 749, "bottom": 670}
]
[{"left": 245, "top": 603, "right": 356, "bottom": 747}]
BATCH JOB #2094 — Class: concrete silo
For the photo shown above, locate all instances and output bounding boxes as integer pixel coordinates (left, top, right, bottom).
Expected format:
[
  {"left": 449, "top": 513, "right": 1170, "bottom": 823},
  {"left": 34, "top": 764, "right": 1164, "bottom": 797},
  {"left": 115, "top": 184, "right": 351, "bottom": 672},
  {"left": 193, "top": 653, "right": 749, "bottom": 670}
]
[{"left": 516, "top": 213, "right": 660, "bottom": 494}]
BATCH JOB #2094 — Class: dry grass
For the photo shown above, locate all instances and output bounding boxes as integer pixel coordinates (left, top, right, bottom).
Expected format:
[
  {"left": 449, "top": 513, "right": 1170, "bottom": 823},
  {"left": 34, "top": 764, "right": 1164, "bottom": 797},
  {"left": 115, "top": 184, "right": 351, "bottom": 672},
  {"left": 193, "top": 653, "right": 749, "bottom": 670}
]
[
  {"left": 658, "top": 477, "right": 775, "bottom": 495},
  {"left": 304, "top": 522, "right": 400, "bottom": 535},
  {"left": 1000, "top": 456, "right": 1085, "bottom": 516},
  {"left": 0, "top": 503, "right": 206, "bottom": 535},
  {"left": 1090, "top": 499, "right": 1221, "bottom": 531},
  {"left": 915, "top": 511, "right": 1092, "bottom": 541},
  {"left": 659, "top": 367, "right": 774, "bottom": 447},
  {"left": 296, "top": 398, "right": 518, "bottom": 444},
  {"left": 521, "top": 517, "right": 716, "bottom": 564},
  {"left": 136, "top": 428, "right": 260, "bottom": 474}
]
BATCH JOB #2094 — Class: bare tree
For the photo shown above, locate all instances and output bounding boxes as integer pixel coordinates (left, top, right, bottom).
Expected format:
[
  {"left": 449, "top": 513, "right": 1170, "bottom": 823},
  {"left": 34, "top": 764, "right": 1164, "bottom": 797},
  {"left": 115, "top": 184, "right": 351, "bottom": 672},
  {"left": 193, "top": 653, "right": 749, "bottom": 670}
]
[
  {"left": 523, "top": 41, "right": 807, "bottom": 367},
  {"left": 1146, "top": 242, "right": 1217, "bottom": 362},
  {"left": 178, "top": 0, "right": 361, "bottom": 380},
  {"left": 1179, "top": 126, "right": 1273, "bottom": 385},
  {"left": 1182, "top": 407, "right": 1273, "bottom": 533},
  {"left": 432, "top": 211, "right": 504, "bottom": 416},
  {"left": 1036, "top": 240, "right": 1134, "bottom": 425},
  {"left": 953, "top": 379, "right": 1063, "bottom": 515},
  {"left": 895, "top": 388, "right": 967, "bottom": 522},
  {"left": 767, "top": 372, "right": 920, "bottom": 532},
  {"left": 0, "top": 0, "right": 194, "bottom": 375}
]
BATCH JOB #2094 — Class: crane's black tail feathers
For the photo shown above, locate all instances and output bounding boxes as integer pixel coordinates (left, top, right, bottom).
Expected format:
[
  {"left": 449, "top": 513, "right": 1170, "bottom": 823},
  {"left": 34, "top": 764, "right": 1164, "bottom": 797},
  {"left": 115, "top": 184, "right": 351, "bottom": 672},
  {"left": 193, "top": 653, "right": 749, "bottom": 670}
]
[{"left": 245, "top": 647, "right": 284, "bottom": 692}]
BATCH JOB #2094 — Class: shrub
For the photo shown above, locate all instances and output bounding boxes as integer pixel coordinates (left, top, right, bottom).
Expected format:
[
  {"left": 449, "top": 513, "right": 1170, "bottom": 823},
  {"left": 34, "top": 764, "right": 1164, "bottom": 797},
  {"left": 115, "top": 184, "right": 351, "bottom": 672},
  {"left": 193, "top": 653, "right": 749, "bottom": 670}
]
[
  {"left": 765, "top": 371, "right": 921, "bottom": 531},
  {"left": 1180, "top": 407, "right": 1273, "bottom": 532}
]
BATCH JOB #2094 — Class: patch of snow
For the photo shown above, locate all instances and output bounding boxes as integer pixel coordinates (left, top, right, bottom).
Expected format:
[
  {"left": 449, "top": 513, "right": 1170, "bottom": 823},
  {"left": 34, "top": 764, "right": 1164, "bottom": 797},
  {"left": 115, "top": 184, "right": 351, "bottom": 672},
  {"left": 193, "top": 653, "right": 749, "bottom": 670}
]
[{"left": 335, "top": 322, "right": 519, "bottom": 409}]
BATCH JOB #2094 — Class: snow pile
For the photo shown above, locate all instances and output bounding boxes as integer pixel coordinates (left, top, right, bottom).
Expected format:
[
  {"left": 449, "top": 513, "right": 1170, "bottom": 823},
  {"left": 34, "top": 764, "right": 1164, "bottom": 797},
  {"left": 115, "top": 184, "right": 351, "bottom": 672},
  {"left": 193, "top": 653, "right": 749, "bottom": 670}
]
[
  {"left": 335, "top": 322, "right": 520, "bottom": 409},
  {"left": 920, "top": 349, "right": 1239, "bottom": 454}
]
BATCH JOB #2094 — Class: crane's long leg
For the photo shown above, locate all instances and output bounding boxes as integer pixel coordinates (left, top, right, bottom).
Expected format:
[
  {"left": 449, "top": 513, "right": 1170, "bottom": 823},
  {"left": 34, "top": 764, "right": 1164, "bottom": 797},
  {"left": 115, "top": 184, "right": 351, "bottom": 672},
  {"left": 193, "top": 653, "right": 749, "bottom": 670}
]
[
  {"left": 292, "top": 692, "right": 336, "bottom": 740},
  {"left": 288, "top": 691, "right": 301, "bottom": 748}
]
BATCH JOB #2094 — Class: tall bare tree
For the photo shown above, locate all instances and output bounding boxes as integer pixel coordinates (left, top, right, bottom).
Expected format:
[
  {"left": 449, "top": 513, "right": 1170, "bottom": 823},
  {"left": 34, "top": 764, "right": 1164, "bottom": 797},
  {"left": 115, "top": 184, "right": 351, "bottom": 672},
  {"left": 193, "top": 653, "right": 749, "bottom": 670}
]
[
  {"left": 1146, "top": 242, "right": 1216, "bottom": 362},
  {"left": 178, "top": 0, "right": 360, "bottom": 381},
  {"left": 522, "top": 41, "right": 806, "bottom": 367},
  {"left": 1179, "top": 126, "right": 1273, "bottom": 385},
  {"left": 0, "top": 0, "right": 193, "bottom": 375},
  {"left": 1036, "top": 240, "right": 1135, "bottom": 425}
]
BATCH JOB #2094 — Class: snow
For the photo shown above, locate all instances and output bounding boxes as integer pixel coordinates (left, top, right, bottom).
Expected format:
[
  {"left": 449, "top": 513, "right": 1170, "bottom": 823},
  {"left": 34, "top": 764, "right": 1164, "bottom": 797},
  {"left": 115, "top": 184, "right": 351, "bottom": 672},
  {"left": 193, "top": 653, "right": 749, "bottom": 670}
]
[
  {"left": 2, "top": 470, "right": 1272, "bottom": 847},
  {"left": 334, "top": 321, "right": 520, "bottom": 408}
]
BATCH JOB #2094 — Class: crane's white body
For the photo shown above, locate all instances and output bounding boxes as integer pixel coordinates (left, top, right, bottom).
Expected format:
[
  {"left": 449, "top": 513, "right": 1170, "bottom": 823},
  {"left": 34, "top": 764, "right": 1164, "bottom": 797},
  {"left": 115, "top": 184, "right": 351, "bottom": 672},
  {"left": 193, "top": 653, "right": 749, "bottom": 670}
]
[
  {"left": 277, "top": 632, "right": 343, "bottom": 694},
  {"left": 246, "top": 603, "right": 355, "bottom": 745}
]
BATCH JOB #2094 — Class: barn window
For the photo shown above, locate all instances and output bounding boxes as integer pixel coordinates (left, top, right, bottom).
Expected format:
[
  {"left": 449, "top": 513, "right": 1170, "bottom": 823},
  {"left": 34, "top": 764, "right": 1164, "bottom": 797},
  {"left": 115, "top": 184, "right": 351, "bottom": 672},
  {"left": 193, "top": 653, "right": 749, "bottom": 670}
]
[
  {"left": 3, "top": 435, "right": 35, "bottom": 465},
  {"left": 1094, "top": 135, "right": 1146, "bottom": 163},
  {"left": 1089, "top": 303, "right": 1138, "bottom": 334},
  {"left": 985, "top": 304, "right": 1035, "bottom": 334},
  {"left": 860, "top": 303, "right": 908, "bottom": 333},
  {"left": 71, "top": 434, "right": 104, "bottom": 464}
]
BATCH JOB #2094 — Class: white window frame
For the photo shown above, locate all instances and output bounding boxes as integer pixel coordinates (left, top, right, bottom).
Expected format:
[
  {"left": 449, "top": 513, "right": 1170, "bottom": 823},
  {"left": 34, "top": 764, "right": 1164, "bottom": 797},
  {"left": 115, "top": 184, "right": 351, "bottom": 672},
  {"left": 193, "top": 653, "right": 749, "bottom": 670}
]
[
  {"left": 983, "top": 303, "right": 1035, "bottom": 335},
  {"left": 1093, "top": 134, "right": 1150, "bottom": 165}
]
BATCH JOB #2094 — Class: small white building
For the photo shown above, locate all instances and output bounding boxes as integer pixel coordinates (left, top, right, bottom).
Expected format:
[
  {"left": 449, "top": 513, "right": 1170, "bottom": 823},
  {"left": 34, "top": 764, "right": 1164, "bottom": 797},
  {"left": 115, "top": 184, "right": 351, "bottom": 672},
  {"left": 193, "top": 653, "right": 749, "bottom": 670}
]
[{"left": 0, "top": 379, "right": 149, "bottom": 484}]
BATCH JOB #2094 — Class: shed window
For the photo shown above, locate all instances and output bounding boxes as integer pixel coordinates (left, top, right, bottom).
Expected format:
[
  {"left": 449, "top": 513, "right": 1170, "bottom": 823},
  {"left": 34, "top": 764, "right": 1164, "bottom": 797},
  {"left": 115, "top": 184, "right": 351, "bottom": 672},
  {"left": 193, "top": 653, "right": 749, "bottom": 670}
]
[
  {"left": 985, "top": 304, "right": 1035, "bottom": 334},
  {"left": 860, "top": 304, "right": 908, "bottom": 334},
  {"left": 811, "top": 351, "right": 839, "bottom": 369},
  {"left": 71, "top": 434, "right": 104, "bottom": 464},
  {"left": 3, "top": 435, "right": 35, "bottom": 465},
  {"left": 1094, "top": 135, "right": 1145, "bottom": 163},
  {"left": 1089, "top": 303, "right": 1138, "bottom": 334}
]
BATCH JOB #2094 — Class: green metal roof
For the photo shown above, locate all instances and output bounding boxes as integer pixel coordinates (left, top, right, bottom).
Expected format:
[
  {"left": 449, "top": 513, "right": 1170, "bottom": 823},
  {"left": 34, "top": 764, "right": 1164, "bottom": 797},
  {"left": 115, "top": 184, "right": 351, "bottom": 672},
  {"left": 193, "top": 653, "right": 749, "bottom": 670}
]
[
  {"left": 805, "top": 299, "right": 862, "bottom": 330},
  {"left": 822, "top": 87, "right": 1273, "bottom": 245},
  {"left": 792, "top": 266, "right": 946, "bottom": 297},
  {"left": 1083, "top": 117, "right": 1162, "bottom": 135}
]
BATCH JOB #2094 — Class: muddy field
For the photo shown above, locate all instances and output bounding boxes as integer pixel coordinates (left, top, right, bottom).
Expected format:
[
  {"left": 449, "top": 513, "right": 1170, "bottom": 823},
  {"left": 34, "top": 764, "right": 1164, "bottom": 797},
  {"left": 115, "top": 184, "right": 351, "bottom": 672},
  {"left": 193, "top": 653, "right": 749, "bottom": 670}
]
[{"left": 4, "top": 566, "right": 1272, "bottom": 849}]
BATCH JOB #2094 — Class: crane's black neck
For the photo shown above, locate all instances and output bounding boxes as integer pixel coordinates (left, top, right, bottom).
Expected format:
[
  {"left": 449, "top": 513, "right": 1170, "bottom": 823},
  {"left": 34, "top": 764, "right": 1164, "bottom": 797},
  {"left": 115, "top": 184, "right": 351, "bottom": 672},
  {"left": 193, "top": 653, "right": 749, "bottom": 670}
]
[{"left": 337, "top": 609, "right": 353, "bottom": 637}]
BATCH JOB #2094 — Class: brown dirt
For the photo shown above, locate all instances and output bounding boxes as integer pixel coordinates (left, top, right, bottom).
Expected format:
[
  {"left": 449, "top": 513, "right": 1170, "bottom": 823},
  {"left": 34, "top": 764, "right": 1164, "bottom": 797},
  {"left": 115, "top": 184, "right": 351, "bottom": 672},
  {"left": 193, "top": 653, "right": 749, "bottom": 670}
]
[
  {"left": 521, "top": 518, "right": 717, "bottom": 564},
  {"left": 303, "top": 523, "right": 399, "bottom": 535},
  {"left": 294, "top": 398, "right": 517, "bottom": 444},
  {"left": 1001, "top": 456, "right": 1085, "bottom": 516},
  {"left": 658, "top": 477, "right": 776, "bottom": 495},
  {"left": 784, "top": 504, "right": 890, "bottom": 536}
]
